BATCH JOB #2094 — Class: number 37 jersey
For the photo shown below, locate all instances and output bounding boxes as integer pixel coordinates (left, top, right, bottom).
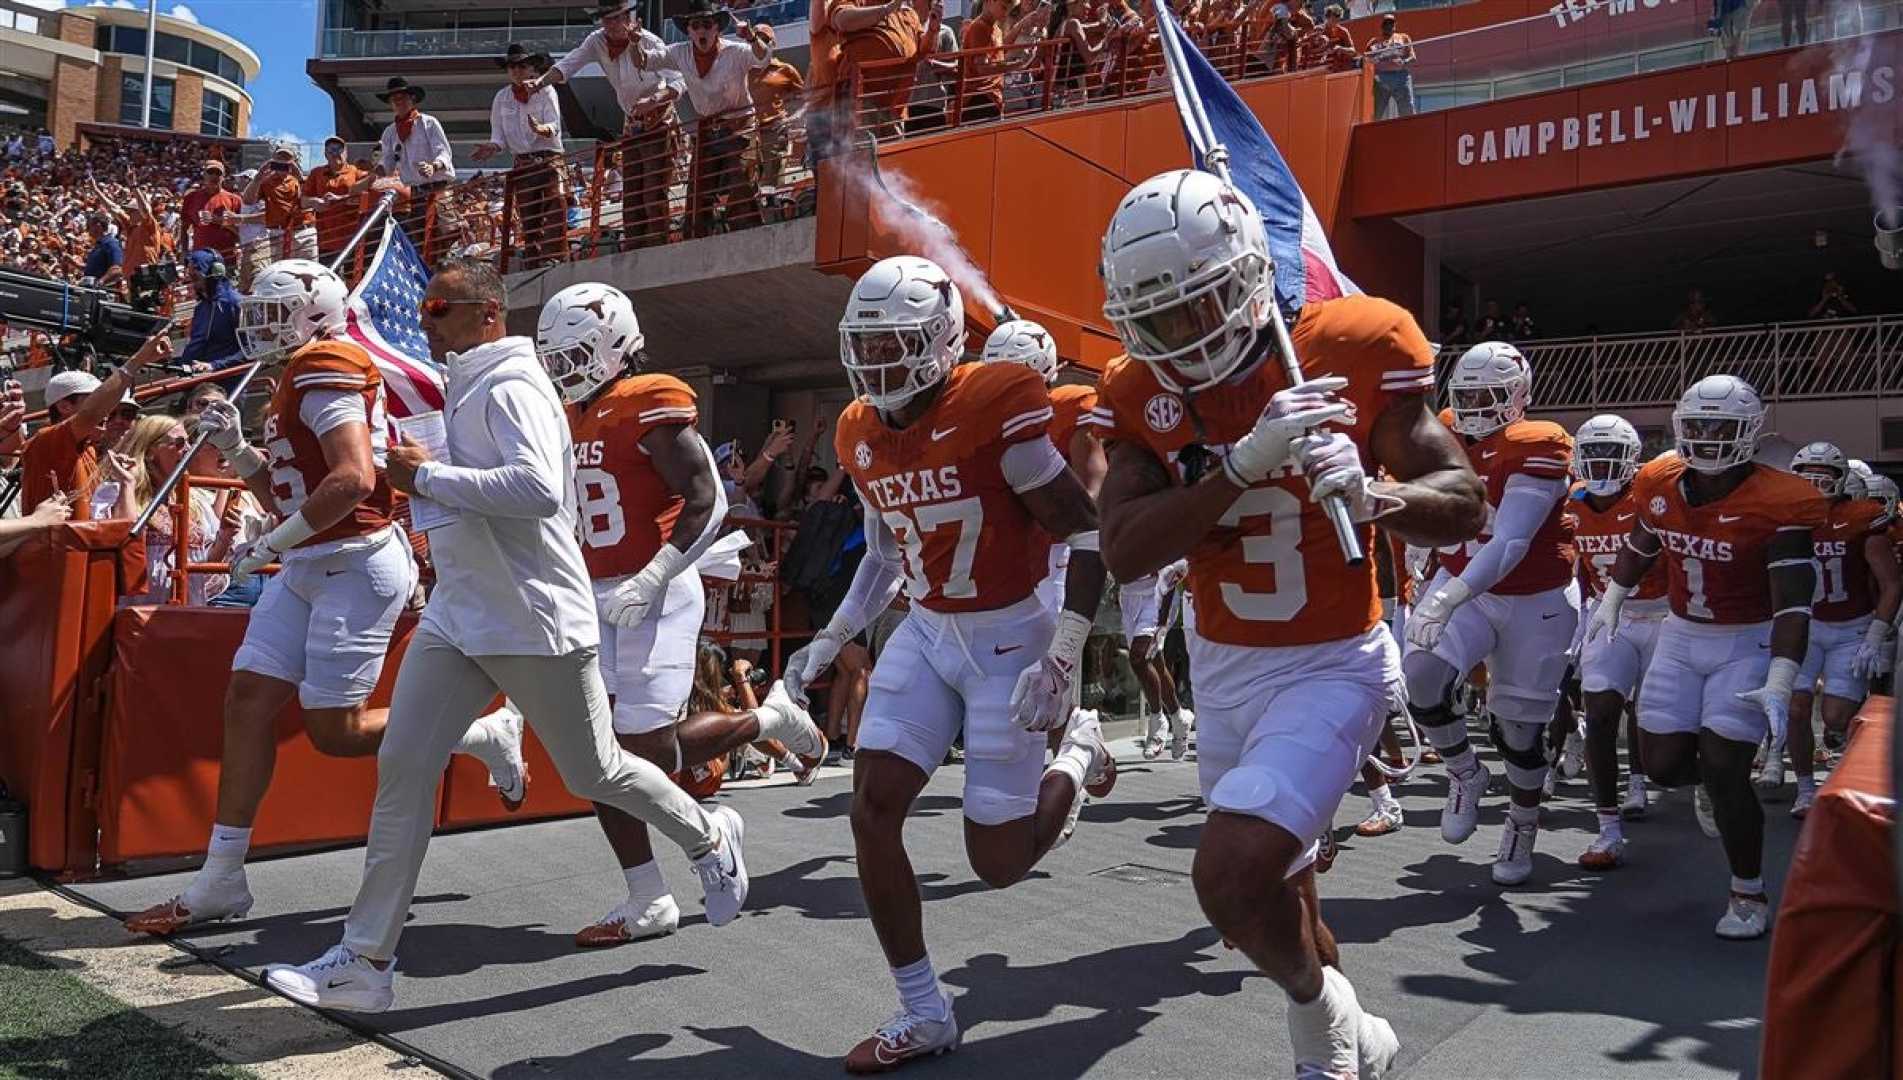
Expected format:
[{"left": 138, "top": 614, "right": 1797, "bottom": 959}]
[
  {"left": 567, "top": 373, "right": 698, "bottom": 581},
  {"left": 835, "top": 363, "right": 1055, "bottom": 614},
  {"left": 1100, "top": 295, "right": 1439, "bottom": 648}
]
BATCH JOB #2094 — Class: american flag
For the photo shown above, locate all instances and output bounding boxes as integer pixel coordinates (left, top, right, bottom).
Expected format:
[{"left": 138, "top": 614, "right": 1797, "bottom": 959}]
[
  {"left": 1153, "top": 0, "right": 1359, "bottom": 317},
  {"left": 344, "top": 222, "right": 446, "bottom": 418}
]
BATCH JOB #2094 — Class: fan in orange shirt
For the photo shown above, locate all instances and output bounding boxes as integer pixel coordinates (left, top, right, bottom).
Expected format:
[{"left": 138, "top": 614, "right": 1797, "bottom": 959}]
[
  {"left": 1587, "top": 375, "right": 1827, "bottom": 941},
  {"left": 785, "top": 257, "right": 1112, "bottom": 1072}
]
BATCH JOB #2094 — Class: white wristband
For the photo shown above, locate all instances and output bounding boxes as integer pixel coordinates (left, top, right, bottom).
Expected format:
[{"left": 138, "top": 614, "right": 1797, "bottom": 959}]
[
  {"left": 263, "top": 510, "right": 318, "bottom": 554},
  {"left": 1600, "top": 579, "right": 1631, "bottom": 610},
  {"left": 228, "top": 444, "right": 266, "bottom": 479},
  {"left": 638, "top": 540, "right": 693, "bottom": 588},
  {"left": 1048, "top": 609, "right": 1092, "bottom": 671}
]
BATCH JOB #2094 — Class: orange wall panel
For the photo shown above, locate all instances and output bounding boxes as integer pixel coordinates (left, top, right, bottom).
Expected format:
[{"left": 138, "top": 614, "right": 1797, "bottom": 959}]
[{"left": 990, "top": 129, "right": 1131, "bottom": 335}]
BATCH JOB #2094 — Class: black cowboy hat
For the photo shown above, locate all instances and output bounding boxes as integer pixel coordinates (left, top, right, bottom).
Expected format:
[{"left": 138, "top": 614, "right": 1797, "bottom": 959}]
[
  {"left": 374, "top": 76, "right": 426, "bottom": 104},
  {"left": 496, "top": 43, "right": 552, "bottom": 70},
  {"left": 670, "top": 0, "right": 734, "bottom": 31}
]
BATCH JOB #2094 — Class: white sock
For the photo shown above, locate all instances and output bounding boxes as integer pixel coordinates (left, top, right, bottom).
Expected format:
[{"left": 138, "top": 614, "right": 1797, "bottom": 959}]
[
  {"left": 1795, "top": 775, "right": 1816, "bottom": 797},
  {"left": 1369, "top": 785, "right": 1399, "bottom": 814},
  {"left": 892, "top": 955, "right": 947, "bottom": 1019},
  {"left": 1508, "top": 802, "right": 1539, "bottom": 827},
  {"left": 1444, "top": 747, "right": 1479, "bottom": 777},
  {"left": 1287, "top": 967, "right": 1357, "bottom": 1070},
  {"left": 203, "top": 824, "right": 251, "bottom": 876},
  {"left": 1596, "top": 811, "right": 1623, "bottom": 838},
  {"left": 624, "top": 859, "right": 668, "bottom": 902},
  {"left": 752, "top": 693, "right": 803, "bottom": 747},
  {"left": 1731, "top": 875, "right": 1765, "bottom": 897}
]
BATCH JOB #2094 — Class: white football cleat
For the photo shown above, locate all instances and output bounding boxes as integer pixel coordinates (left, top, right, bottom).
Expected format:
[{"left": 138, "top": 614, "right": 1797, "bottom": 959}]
[
  {"left": 1755, "top": 753, "right": 1785, "bottom": 793},
  {"left": 1491, "top": 817, "right": 1538, "bottom": 886},
  {"left": 1558, "top": 732, "right": 1586, "bottom": 779},
  {"left": 124, "top": 871, "right": 254, "bottom": 936},
  {"left": 845, "top": 993, "right": 960, "bottom": 1073},
  {"left": 1620, "top": 776, "right": 1649, "bottom": 819},
  {"left": 1440, "top": 762, "right": 1490, "bottom": 845},
  {"left": 762, "top": 679, "right": 829, "bottom": 781},
  {"left": 1140, "top": 712, "right": 1166, "bottom": 760},
  {"left": 1052, "top": 710, "right": 1115, "bottom": 849},
  {"left": 1577, "top": 829, "right": 1626, "bottom": 871},
  {"left": 692, "top": 805, "right": 748, "bottom": 927},
  {"left": 1789, "top": 787, "right": 1815, "bottom": 819},
  {"left": 1714, "top": 892, "right": 1770, "bottom": 940},
  {"left": 575, "top": 895, "right": 681, "bottom": 948},
  {"left": 1693, "top": 787, "right": 1720, "bottom": 838},
  {"left": 264, "top": 944, "right": 394, "bottom": 1013},
  {"left": 1288, "top": 967, "right": 1361, "bottom": 1080},
  {"left": 1540, "top": 764, "right": 1558, "bottom": 800}
]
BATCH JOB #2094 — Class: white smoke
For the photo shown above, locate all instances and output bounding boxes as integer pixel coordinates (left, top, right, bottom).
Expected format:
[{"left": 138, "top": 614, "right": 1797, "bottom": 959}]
[
  {"left": 1826, "top": 32, "right": 1902, "bottom": 234},
  {"left": 834, "top": 145, "right": 1008, "bottom": 321}
]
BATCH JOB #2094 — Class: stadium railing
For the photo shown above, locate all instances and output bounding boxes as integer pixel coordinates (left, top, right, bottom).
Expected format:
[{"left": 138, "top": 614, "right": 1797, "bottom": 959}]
[{"left": 1436, "top": 315, "right": 1903, "bottom": 411}]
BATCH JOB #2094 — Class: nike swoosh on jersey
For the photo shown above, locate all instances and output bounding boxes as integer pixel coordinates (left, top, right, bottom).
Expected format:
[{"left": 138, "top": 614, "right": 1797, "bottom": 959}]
[
  {"left": 931, "top": 427, "right": 958, "bottom": 441},
  {"left": 1616, "top": 513, "right": 1635, "bottom": 521},
  {"left": 993, "top": 643, "right": 1023, "bottom": 655},
  {"left": 1480, "top": 450, "right": 1498, "bottom": 459},
  {"left": 1718, "top": 515, "right": 1743, "bottom": 523}
]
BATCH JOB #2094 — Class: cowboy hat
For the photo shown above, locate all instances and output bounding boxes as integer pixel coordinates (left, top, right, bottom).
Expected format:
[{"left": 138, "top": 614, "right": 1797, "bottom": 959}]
[
  {"left": 590, "top": 1, "right": 636, "bottom": 18},
  {"left": 374, "top": 76, "right": 426, "bottom": 104},
  {"left": 669, "top": 0, "right": 734, "bottom": 31},
  {"left": 496, "top": 43, "right": 552, "bottom": 70}
]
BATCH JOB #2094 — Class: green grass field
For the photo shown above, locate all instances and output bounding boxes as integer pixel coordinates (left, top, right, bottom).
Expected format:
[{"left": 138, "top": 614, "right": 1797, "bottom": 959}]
[{"left": 0, "top": 935, "right": 258, "bottom": 1080}]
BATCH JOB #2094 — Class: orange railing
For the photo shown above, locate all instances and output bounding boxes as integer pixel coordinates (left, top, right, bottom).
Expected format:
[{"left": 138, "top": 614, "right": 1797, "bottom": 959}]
[{"left": 701, "top": 513, "right": 796, "bottom": 677}]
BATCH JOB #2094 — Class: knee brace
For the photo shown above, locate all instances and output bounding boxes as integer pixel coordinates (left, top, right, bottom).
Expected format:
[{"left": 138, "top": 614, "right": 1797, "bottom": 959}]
[{"left": 1490, "top": 715, "right": 1549, "bottom": 792}]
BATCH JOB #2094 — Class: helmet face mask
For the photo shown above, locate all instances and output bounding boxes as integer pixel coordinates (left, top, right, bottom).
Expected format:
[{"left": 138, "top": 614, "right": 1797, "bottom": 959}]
[
  {"left": 238, "top": 259, "right": 348, "bottom": 361},
  {"left": 1793, "top": 464, "right": 1842, "bottom": 495},
  {"left": 1570, "top": 414, "right": 1641, "bottom": 496},
  {"left": 1789, "top": 441, "right": 1847, "bottom": 495},
  {"left": 535, "top": 283, "right": 642, "bottom": 404},
  {"left": 1867, "top": 474, "right": 1899, "bottom": 518},
  {"left": 839, "top": 256, "right": 964, "bottom": 413},
  {"left": 1447, "top": 342, "right": 1531, "bottom": 437}
]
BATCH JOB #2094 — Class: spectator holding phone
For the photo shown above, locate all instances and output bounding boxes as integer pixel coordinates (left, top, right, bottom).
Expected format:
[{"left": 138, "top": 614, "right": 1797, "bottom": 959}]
[
  {"left": 238, "top": 143, "right": 319, "bottom": 268},
  {"left": 1807, "top": 271, "right": 1857, "bottom": 319},
  {"left": 178, "top": 159, "right": 241, "bottom": 268}
]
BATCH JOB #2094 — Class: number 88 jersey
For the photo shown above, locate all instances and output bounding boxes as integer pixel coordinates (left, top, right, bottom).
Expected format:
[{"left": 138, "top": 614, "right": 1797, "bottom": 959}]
[
  {"left": 567, "top": 373, "right": 697, "bottom": 581},
  {"left": 1099, "top": 295, "right": 1439, "bottom": 648}
]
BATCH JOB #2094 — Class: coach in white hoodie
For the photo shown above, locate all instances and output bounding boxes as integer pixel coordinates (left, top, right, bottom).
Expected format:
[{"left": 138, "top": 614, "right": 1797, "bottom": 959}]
[{"left": 263, "top": 258, "right": 747, "bottom": 1013}]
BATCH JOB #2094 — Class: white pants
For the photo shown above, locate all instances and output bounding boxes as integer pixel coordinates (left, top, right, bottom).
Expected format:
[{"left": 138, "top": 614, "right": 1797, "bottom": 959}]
[
  {"left": 1796, "top": 615, "right": 1871, "bottom": 701},
  {"left": 232, "top": 527, "right": 416, "bottom": 709},
  {"left": 1579, "top": 607, "right": 1665, "bottom": 699},
  {"left": 1404, "top": 571, "right": 1580, "bottom": 726},
  {"left": 340, "top": 630, "right": 717, "bottom": 960},
  {"left": 1191, "top": 624, "right": 1396, "bottom": 852},
  {"left": 858, "top": 593, "right": 1054, "bottom": 827},
  {"left": 1637, "top": 616, "right": 1772, "bottom": 745},
  {"left": 1119, "top": 574, "right": 1161, "bottom": 642},
  {"left": 596, "top": 569, "right": 705, "bottom": 734}
]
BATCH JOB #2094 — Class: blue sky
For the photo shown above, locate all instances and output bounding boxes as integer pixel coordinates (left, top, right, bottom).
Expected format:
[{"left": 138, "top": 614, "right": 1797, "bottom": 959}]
[{"left": 34, "top": 0, "right": 336, "bottom": 144}]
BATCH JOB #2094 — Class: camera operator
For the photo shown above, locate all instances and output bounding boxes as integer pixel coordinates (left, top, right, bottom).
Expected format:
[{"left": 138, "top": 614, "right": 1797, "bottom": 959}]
[
  {"left": 176, "top": 249, "right": 243, "bottom": 376},
  {"left": 17, "top": 331, "right": 169, "bottom": 520}
]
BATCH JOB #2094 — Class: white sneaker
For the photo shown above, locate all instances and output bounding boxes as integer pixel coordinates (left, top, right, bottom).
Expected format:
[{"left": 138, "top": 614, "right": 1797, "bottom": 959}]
[
  {"left": 264, "top": 944, "right": 394, "bottom": 1012},
  {"left": 1178, "top": 707, "right": 1196, "bottom": 733},
  {"left": 692, "top": 805, "right": 748, "bottom": 927},
  {"left": 1441, "top": 761, "right": 1490, "bottom": 845},
  {"left": 1577, "top": 829, "right": 1627, "bottom": 870},
  {"left": 1491, "top": 817, "right": 1538, "bottom": 886},
  {"left": 1168, "top": 708, "right": 1191, "bottom": 761},
  {"left": 1790, "top": 787, "right": 1816, "bottom": 819},
  {"left": 1140, "top": 713, "right": 1166, "bottom": 760},
  {"left": 1053, "top": 710, "right": 1115, "bottom": 849},
  {"left": 1559, "top": 732, "right": 1585, "bottom": 779},
  {"left": 1756, "top": 753, "right": 1786, "bottom": 793},
  {"left": 575, "top": 895, "right": 681, "bottom": 948},
  {"left": 761, "top": 679, "right": 828, "bottom": 781},
  {"left": 845, "top": 993, "right": 960, "bottom": 1073},
  {"left": 1620, "top": 776, "right": 1649, "bottom": 819},
  {"left": 1714, "top": 892, "right": 1770, "bottom": 939},
  {"left": 475, "top": 705, "right": 528, "bottom": 811},
  {"left": 1289, "top": 967, "right": 1361, "bottom": 1080},
  {"left": 1693, "top": 787, "right": 1720, "bottom": 838},
  {"left": 1540, "top": 764, "right": 1559, "bottom": 799}
]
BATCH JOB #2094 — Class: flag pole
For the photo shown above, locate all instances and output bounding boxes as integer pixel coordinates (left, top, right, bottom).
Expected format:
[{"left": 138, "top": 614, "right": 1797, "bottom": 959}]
[
  {"left": 132, "top": 193, "right": 398, "bottom": 537},
  {"left": 1150, "top": 1, "right": 1364, "bottom": 566}
]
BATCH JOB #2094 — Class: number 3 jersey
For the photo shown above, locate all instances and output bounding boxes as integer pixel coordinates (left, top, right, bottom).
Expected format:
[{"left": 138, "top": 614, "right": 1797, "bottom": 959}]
[
  {"left": 1099, "top": 295, "right": 1439, "bottom": 648},
  {"left": 1566, "top": 483, "right": 1668, "bottom": 605},
  {"left": 567, "top": 373, "right": 698, "bottom": 581},
  {"left": 262, "top": 339, "right": 395, "bottom": 548},
  {"left": 835, "top": 362, "right": 1055, "bottom": 614},
  {"left": 1630, "top": 452, "right": 1829, "bottom": 624}
]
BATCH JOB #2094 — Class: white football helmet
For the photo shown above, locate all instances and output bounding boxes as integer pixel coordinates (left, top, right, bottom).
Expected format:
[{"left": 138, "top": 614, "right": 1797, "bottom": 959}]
[
  {"left": 1571, "top": 414, "right": 1641, "bottom": 496},
  {"left": 1848, "top": 458, "right": 1875, "bottom": 482},
  {"left": 1789, "top": 440, "right": 1849, "bottom": 496},
  {"left": 536, "top": 282, "right": 644, "bottom": 403},
  {"left": 1844, "top": 470, "right": 1869, "bottom": 501},
  {"left": 839, "top": 255, "right": 964, "bottom": 411},
  {"left": 982, "top": 319, "right": 1059, "bottom": 385},
  {"left": 1446, "top": 341, "right": 1531, "bottom": 437},
  {"left": 1672, "top": 374, "right": 1764, "bottom": 473},
  {"left": 1100, "top": 168, "right": 1273, "bottom": 393},
  {"left": 238, "top": 259, "right": 348, "bottom": 360},
  {"left": 1865, "top": 473, "right": 1898, "bottom": 518}
]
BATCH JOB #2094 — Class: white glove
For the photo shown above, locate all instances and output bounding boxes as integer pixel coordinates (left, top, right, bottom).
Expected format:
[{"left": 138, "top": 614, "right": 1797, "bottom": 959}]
[
  {"left": 1849, "top": 619, "right": 1893, "bottom": 678},
  {"left": 195, "top": 399, "right": 264, "bottom": 478},
  {"left": 230, "top": 511, "right": 314, "bottom": 581},
  {"left": 1405, "top": 576, "right": 1472, "bottom": 650},
  {"left": 601, "top": 542, "right": 692, "bottom": 629},
  {"left": 1156, "top": 558, "right": 1189, "bottom": 595},
  {"left": 1585, "top": 580, "right": 1628, "bottom": 646},
  {"left": 1737, "top": 656, "right": 1799, "bottom": 753},
  {"left": 1404, "top": 543, "right": 1432, "bottom": 583},
  {"left": 1010, "top": 610, "right": 1091, "bottom": 733},
  {"left": 1295, "top": 430, "right": 1403, "bottom": 522},
  {"left": 1222, "top": 377, "right": 1351, "bottom": 488},
  {"left": 783, "top": 624, "right": 848, "bottom": 708}
]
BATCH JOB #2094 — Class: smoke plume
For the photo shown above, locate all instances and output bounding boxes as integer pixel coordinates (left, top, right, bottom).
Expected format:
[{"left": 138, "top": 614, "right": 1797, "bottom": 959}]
[
  {"left": 835, "top": 146, "right": 1009, "bottom": 321},
  {"left": 1827, "top": 33, "right": 1901, "bottom": 227}
]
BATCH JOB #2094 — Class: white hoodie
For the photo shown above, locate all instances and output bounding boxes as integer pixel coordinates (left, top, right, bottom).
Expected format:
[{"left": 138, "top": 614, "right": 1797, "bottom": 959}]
[{"left": 412, "top": 335, "right": 598, "bottom": 657}]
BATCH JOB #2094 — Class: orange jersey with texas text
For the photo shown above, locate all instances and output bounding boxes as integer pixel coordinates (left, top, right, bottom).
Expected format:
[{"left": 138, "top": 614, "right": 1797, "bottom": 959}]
[
  {"left": 1100, "top": 295, "right": 1439, "bottom": 648},
  {"left": 261, "top": 339, "right": 394, "bottom": 547},
  {"left": 1631, "top": 453, "right": 1829, "bottom": 624},
  {"left": 1434, "top": 418, "right": 1575, "bottom": 595},
  {"left": 568, "top": 373, "right": 698, "bottom": 581},
  {"left": 1567, "top": 484, "right": 1668, "bottom": 601},
  {"left": 1812, "top": 497, "right": 1893, "bottom": 622},
  {"left": 1049, "top": 383, "right": 1101, "bottom": 455},
  {"left": 836, "top": 363, "right": 1055, "bottom": 614}
]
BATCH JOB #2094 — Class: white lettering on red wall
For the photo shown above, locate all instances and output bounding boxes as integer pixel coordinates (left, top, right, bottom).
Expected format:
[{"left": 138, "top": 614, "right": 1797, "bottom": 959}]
[
  {"left": 1454, "top": 63, "right": 1895, "bottom": 166},
  {"left": 1548, "top": 0, "right": 1682, "bottom": 30}
]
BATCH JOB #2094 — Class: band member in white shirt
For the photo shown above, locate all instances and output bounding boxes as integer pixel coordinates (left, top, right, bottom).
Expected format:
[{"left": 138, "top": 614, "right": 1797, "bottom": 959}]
[{"left": 476, "top": 44, "right": 567, "bottom": 267}]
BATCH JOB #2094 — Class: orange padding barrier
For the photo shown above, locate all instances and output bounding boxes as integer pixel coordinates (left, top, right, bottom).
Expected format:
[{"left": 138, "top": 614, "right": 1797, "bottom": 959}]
[
  {"left": 1760, "top": 697, "right": 1897, "bottom": 1080},
  {"left": 95, "top": 606, "right": 594, "bottom": 869}
]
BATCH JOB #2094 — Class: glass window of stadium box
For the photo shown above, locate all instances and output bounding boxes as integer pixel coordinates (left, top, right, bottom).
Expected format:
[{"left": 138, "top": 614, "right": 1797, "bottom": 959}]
[
  {"left": 96, "top": 26, "right": 246, "bottom": 89},
  {"left": 200, "top": 90, "right": 237, "bottom": 138},
  {"left": 119, "top": 74, "right": 174, "bottom": 129}
]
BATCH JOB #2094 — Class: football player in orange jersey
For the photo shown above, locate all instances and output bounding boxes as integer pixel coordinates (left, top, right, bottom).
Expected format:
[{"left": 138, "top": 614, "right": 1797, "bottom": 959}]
[
  {"left": 1588, "top": 375, "right": 1827, "bottom": 939},
  {"left": 983, "top": 318, "right": 1198, "bottom": 757},
  {"left": 1565, "top": 414, "right": 1666, "bottom": 869},
  {"left": 1779, "top": 442, "right": 1898, "bottom": 818},
  {"left": 534, "top": 283, "right": 828, "bottom": 947},
  {"left": 1405, "top": 342, "right": 1580, "bottom": 888},
  {"left": 1096, "top": 168, "right": 1485, "bottom": 1079},
  {"left": 126, "top": 259, "right": 526, "bottom": 938},
  {"left": 785, "top": 257, "right": 1113, "bottom": 1072}
]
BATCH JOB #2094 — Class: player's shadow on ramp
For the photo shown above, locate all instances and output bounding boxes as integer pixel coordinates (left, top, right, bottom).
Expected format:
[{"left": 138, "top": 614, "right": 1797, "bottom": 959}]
[
  {"left": 369, "top": 964, "right": 705, "bottom": 1034},
  {"left": 780, "top": 792, "right": 965, "bottom": 821},
  {"left": 943, "top": 926, "right": 1257, "bottom": 1026},
  {"left": 743, "top": 854, "right": 1034, "bottom": 922}
]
